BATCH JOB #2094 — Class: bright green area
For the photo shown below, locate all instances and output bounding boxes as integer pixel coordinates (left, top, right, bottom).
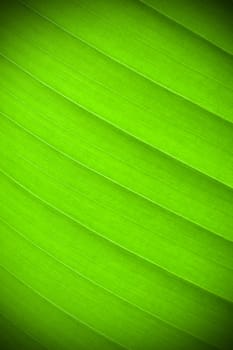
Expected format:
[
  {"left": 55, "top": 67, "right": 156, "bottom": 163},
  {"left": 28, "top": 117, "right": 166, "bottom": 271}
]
[{"left": 0, "top": 0, "right": 233, "bottom": 349}]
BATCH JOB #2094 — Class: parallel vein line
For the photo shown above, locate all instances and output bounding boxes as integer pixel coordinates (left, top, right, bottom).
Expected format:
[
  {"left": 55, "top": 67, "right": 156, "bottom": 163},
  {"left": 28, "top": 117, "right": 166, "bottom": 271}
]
[
  {"left": 0, "top": 217, "right": 218, "bottom": 347},
  {"left": 3, "top": 86, "right": 233, "bottom": 209},
  {"left": 0, "top": 264, "right": 127, "bottom": 349},
  {"left": 71, "top": 0, "right": 233, "bottom": 92},
  {"left": 1, "top": 53, "right": 233, "bottom": 195},
  {"left": 4, "top": 21, "right": 233, "bottom": 159},
  {"left": 137, "top": 0, "right": 233, "bottom": 57},
  {"left": 18, "top": 0, "right": 233, "bottom": 125},
  {"left": 1, "top": 109, "right": 233, "bottom": 251},
  {"left": 0, "top": 162, "right": 232, "bottom": 306}
]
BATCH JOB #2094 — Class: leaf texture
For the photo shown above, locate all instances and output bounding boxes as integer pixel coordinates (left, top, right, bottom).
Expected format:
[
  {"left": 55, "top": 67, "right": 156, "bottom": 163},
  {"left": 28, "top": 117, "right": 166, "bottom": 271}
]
[{"left": 0, "top": 0, "right": 233, "bottom": 349}]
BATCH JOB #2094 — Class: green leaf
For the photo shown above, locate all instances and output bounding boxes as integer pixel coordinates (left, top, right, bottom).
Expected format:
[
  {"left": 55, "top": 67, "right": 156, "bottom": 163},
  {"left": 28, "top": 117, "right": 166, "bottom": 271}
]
[{"left": 0, "top": 0, "right": 233, "bottom": 349}]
